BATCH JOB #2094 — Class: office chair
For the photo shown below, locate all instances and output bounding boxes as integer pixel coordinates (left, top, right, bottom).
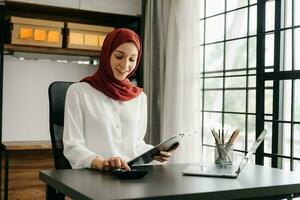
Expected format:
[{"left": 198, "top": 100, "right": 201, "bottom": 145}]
[{"left": 48, "top": 81, "right": 74, "bottom": 170}]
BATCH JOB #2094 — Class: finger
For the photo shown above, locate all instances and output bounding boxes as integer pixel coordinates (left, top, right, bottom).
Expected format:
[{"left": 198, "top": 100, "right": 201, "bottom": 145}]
[
  {"left": 160, "top": 156, "right": 170, "bottom": 161},
  {"left": 109, "top": 158, "right": 116, "bottom": 168},
  {"left": 156, "top": 158, "right": 167, "bottom": 162},
  {"left": 156, "top": 155, "right": 170, "bottom": 161},
  {"left": 153, "top": 156, "right": 166, "bottom": 162},
  {"left": 120, "top": 159, "right": 131, "bottom": 171},
  {"left": 114, "top": 157, "right": 122, "bottom": 169},
  {"left": 104, "top": 160, "right": 110, "bottom": 167},
  {"left": 103, "top": 160, "right": 110, "bottom": 171},
  {"left": 160, "top": 151, "right": 171, "bottom": 157}
]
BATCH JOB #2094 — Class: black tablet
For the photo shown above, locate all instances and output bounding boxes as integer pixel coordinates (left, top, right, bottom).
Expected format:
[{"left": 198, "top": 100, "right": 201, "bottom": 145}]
[{"left": 127, "top": 135, "right": 180, "bottom": 166}]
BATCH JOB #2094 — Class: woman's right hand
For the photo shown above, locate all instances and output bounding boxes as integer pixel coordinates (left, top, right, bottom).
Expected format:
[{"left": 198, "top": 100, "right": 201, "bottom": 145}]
[{"left": 91, "top": 156, "right": 131, "bottom": 171}]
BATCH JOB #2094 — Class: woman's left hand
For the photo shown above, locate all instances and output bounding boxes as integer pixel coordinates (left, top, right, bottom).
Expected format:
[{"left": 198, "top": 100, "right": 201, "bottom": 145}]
[{"left": 153, "top": 144, "right": 179, "bottom": 162}]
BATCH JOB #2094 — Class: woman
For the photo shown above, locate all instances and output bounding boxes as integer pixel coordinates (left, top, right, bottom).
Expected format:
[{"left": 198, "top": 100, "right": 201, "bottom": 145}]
[{"left": 63, "top": 28, "right": 177, "bottom": 171}]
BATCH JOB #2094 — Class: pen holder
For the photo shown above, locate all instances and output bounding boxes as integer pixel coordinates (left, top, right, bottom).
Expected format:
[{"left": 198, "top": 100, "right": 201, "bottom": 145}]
[{"left": 215, "top": 143, "right": 233, "bottom": 165}]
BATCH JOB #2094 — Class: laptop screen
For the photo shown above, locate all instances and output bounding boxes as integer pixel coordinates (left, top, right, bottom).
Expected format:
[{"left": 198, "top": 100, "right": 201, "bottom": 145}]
[{"left": 236, "top": 129, "right": 268, "bottom": 174}]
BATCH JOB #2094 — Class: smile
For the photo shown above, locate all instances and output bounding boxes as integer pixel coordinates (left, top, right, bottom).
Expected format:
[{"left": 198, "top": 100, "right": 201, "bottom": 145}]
[{"left": 117, "top": 69, "right": 128, "bottom": 74}]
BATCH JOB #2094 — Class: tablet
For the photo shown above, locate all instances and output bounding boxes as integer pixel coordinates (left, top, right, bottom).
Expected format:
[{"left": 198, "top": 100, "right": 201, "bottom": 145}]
[{"left": 127, "top": 135, "right": 180, "bottom": 166}]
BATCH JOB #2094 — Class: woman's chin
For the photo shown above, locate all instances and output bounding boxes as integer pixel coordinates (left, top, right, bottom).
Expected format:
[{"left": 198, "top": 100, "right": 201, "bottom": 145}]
[
  {"left": 115, "top": 74, "right": 128, "bottom": 81},
  {"left": 115, "top": 76, "right": 126, "bottom": 81}
]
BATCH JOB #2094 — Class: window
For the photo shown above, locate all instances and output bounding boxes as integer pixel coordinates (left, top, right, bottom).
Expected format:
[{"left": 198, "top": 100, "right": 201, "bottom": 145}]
[
  {"left": 200, "top": 0, "right": 300, "bottom": 171},
  {"left": 261, "top": 0, "right": 300, "bottom": 170}
]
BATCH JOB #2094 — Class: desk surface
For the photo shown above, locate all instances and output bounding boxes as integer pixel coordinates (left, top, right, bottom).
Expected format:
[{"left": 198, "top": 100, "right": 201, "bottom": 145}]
[{"left": 39, "top": 163, "right": 300, "bottom": 200}]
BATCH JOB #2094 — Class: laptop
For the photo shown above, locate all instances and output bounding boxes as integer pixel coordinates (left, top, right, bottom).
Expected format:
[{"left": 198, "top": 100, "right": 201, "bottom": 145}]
[{"left": 182, "top": 129, "right": 267, "bottom": 178}]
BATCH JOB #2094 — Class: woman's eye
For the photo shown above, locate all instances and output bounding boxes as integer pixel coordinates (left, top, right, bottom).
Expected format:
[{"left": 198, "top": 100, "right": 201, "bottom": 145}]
[
  {"left": 115, "top": 54, "right": 123, "bottom": 59},
  {"left": 129, "top": 58, "right": 136, "bottom": 62}
]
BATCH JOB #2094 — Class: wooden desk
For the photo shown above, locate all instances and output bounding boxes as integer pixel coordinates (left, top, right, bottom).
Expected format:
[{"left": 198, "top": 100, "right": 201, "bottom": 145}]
[
  {"left": 39, "top": 163, "right": 300, "bottom": 200},
  {"left": 1, "top": 141, "right": 54, "bottom": 200}
]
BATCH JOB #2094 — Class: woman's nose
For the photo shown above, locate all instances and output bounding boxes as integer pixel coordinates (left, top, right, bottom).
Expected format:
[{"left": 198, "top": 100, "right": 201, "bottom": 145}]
[{"left": 121, "top": 59, "right": 130, "bottom": 71}]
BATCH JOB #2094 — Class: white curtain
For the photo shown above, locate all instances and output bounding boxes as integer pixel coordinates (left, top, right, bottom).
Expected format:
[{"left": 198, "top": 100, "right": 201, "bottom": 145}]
[{"left": 144, "top": 0, "right": 201, "bottom": 163}]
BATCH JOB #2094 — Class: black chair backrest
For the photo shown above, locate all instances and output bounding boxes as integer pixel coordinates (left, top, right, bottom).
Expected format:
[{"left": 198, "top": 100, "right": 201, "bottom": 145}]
[{"left": 48, "top": 81, "right": 74, "bottom": 169}]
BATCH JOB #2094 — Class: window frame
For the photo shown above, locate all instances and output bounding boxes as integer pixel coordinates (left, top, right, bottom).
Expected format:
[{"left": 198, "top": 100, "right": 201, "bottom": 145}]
[{"left": 201, "top": 0, "right": 300, "bottom": 171}]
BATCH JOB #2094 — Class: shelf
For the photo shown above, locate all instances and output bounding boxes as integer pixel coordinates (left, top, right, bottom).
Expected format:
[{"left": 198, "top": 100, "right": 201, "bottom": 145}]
[
  {"left": 4, "top": 44, "right": 100, "bottom": 57},
  {"left": 1, "top": 140, "right": 52, "bottom": 151},
  {"left": 3, "top": 1, "right": 141, "bottom": 59},
  {"left": 4, "top": 1, "right": 141, "bottom": 28}
]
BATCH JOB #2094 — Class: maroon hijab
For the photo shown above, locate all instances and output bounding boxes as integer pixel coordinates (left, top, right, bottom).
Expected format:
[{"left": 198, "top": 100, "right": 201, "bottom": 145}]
[{"left": 81, "top": 28, "right": 143, "bottom": 101}]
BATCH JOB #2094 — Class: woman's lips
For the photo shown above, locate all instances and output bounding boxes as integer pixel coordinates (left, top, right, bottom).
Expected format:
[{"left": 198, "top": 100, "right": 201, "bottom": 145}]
[{"left": 117, "top": 69, "right": 128, "bottom": 75}]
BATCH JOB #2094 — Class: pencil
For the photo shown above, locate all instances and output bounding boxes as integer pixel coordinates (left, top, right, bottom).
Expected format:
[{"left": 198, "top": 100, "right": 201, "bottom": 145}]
[
  {"left": 228, "top": 129, "right": 240, "bottom": 144},
  {"left": 211, "top": 129, "right": 221, "bottom": 144}
]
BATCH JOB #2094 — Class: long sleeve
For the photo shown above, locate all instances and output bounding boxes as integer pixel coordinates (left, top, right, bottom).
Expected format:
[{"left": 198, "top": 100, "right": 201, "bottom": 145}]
[
  {"left": 135, "top": 93, "right": 153, "bottom": 154},
  {"left": 63, "top": 85, "right": 100, "bottom": 169}
]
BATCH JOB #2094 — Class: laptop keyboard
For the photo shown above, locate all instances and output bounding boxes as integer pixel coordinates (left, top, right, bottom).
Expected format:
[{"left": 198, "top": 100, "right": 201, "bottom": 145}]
[
  {"left": 215, "top": 164, "right": 233, "bottom": 174},
  {"left": 187, "top": 164, "right": 235, "bottom": 175}
]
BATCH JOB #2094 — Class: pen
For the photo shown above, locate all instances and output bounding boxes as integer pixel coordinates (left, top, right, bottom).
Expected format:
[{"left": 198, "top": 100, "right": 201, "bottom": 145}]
[
  {"left": 225, "top": 129, "right": 229, "bottom": 143},
  {"left": 211, "top": 129, "right": 221, "bottom": 144},
  {"left": 227, "top": 129, "right": 240, "bottom": 144},
  {"left": 222, "top": 129, "right": 224, "bottom": 144}
]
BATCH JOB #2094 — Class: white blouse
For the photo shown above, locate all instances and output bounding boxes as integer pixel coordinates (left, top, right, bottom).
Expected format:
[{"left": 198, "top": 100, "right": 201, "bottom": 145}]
[{"left": 63, "top": 82, "right": 153, "bottom": 169}]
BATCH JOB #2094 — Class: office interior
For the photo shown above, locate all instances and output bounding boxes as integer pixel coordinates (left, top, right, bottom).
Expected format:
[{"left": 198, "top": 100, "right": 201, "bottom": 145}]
[{"left": 0, "top": 0, "right": 300, "bottom": 199}]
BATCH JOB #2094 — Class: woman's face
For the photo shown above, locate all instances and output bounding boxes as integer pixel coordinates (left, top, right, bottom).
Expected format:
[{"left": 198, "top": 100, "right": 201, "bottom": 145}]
[{"left": 110, "top": 42, "right": 138, "bottom": 81}]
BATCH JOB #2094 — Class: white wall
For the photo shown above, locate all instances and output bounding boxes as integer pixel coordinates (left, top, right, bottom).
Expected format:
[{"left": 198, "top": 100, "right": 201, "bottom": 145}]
[
  {"left": 3, "top": 56, "right": 97, "bottom": 141},
  {"left": 79, "top": 0, "right": 142, "bottom": 16},
  {"left": 8, "top": 0, "right": 142, "bottom": 16},
  {"left": 3, "top": 1, "right": 142, "bottom": 141}
]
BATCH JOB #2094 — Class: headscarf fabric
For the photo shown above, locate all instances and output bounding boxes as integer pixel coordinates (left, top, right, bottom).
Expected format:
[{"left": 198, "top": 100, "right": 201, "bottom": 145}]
[{"left": 81, "top": 28, "right": 143, "bottom": 101}]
